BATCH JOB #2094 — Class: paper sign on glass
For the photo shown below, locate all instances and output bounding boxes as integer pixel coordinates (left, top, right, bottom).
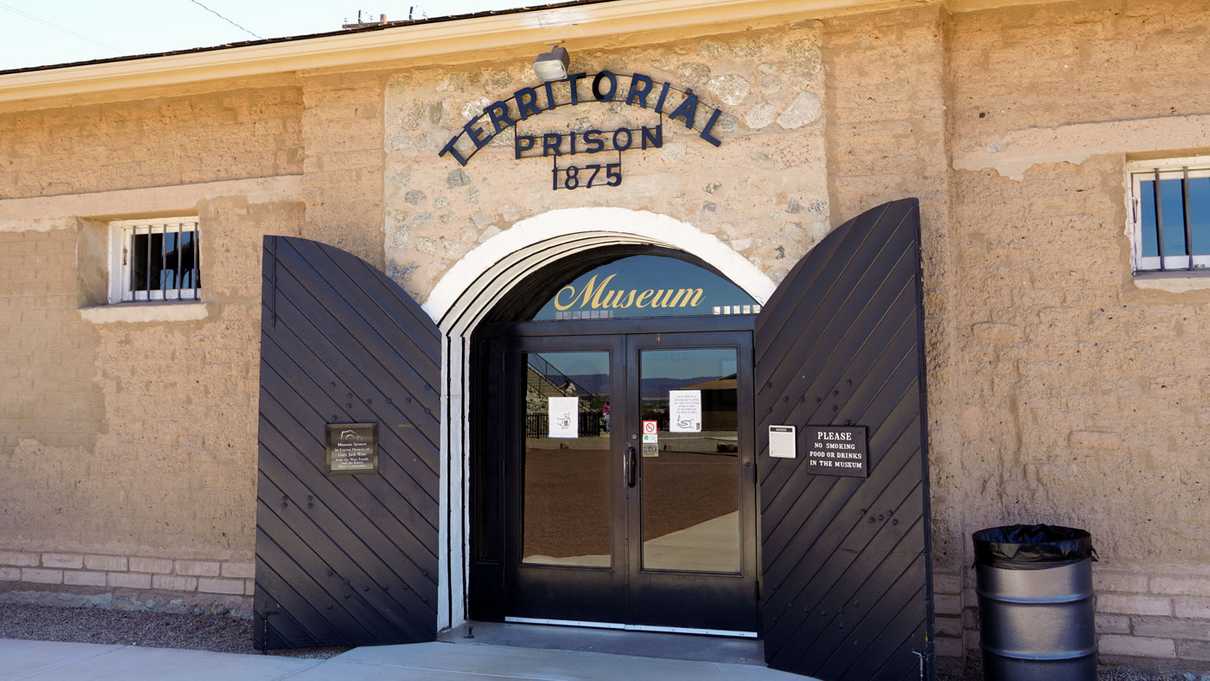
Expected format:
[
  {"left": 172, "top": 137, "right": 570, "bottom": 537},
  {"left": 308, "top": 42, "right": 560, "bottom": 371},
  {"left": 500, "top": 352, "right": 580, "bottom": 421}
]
[
  {"left": 668, "top": 390, "right": 702, "bottom": 433},
  {"left": 548, "top": 396, "right": 579, "bottom": 438}
]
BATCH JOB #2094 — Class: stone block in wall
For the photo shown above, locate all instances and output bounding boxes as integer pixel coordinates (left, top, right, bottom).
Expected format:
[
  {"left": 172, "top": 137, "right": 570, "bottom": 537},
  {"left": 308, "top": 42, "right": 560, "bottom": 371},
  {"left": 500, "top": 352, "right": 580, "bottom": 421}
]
[
  {"left": 197, "top": 577, "right": 244, "bottom": 595},
  {"left": 1095, "top": 613, "right": 1131, "bottom": 634},
  {"left": 1093, "top": 569, "right": 1149, "bottom": 593},
  {"left": 244, "top": 580, "right": 254, "bottom": 596},
  {"left": 174, "top": 560, "right": 220, "bottom": 577},
  {"left": 129, "top": 557, "right": 173, "bottom": 574},
  {"left": 220, "top": 561, "right": 254, "bottom": 579},
  {"left": 1131, "top": 616, "right": 1210, "bottom": 641},
  {"left": 935, "top": 636, "right": 963, "bottom": 658},
  {"left": 108, "top": 572, "right": 151, "bottom": 589},
  {"left": 963, "top": 606, "right": 978, "bottom": 630},
  {"left": 933, "top": 572, "right": 962, "bottom": 595},
  {"left": 152, "top": 575, "right": 198, "bottom": 592},
  {"left": 0, "top": 567, "right": 19, "bottom": 581},
  {"left": 1175, "top": 597, "right": 1210, "bottom": 619},
  {"left": 1178, "top": 640, "right": 1210, "bottom": 661},
  {"left": 0, "top": 551, "right": 39, "bottom": 567},
  {"left": 21, "top": 568, "right": 62, "bottom": 584},
  {"left": 1097, "top": 593, "right": 1172, "bottom": 616},
  {"left": 936, "top": 615, "right": 963, "bottom": 638},
  {"left": 935, "top": 592, "right": 962, "bottom": 616},
  {"left": 41, "top": 553, "right": 83, "bottom": 569},
  {"left": 63, "top": 571, "right": 107, "bottom": 587},
  {"left": 1151, "top": 576, "right": 1210, "bottom": 598},
  {"left": 1099, "top": 634, "right": 1176, "bottom": 658},
  {"left": 84, "top": 555, "right": 127, "bottom": 572}
]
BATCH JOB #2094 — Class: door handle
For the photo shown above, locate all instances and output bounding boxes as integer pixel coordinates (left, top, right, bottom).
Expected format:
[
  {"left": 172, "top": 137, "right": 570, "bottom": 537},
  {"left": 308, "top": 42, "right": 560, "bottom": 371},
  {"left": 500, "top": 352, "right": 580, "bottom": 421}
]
[{"left": 625, "top": 445, "right": 637, "bottom": 488}]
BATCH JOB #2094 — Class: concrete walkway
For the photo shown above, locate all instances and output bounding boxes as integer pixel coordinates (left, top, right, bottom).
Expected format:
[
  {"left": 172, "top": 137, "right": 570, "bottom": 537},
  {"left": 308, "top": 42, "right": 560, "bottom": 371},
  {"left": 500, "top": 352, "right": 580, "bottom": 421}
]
[{"left": 0, "top": 638, "right": 813, "bottom": 681}]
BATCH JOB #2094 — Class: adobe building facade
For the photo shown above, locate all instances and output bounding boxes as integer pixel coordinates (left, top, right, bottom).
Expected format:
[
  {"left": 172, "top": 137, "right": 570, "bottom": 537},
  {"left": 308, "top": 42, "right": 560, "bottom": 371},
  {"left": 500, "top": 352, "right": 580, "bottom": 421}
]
[{"left": 1, "top": 0, "right": 1208, "bottom": 675}]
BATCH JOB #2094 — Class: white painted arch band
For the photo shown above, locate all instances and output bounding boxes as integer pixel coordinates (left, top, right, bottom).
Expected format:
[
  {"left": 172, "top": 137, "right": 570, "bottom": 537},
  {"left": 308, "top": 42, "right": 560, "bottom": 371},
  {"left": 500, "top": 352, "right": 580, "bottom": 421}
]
[{"left": 422, "top": 207, "right": 777, "bottom": 324}]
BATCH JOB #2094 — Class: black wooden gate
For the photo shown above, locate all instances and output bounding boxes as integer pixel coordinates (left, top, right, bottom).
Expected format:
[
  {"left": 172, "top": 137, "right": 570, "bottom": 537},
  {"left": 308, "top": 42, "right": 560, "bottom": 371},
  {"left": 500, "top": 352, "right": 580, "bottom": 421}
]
[
  {"left": 756, "top": 199, "right": 934, "bottom": 680},
  {"left": 254, "top": 236, "right": 441, "bottom": 649}
]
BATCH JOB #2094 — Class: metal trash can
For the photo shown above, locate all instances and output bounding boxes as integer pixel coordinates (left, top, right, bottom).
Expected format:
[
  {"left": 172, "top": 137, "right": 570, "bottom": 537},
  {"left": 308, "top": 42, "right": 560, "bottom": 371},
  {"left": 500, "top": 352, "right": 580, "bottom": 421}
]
[{"left": 973, "top": 524, "right": 1096, "bottom": 681}]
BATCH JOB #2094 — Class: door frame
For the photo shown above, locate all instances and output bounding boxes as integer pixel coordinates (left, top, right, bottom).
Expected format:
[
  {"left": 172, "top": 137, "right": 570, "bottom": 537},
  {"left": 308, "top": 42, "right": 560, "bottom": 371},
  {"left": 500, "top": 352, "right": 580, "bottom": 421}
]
[
  {"left": 468, "top": 315, "right": 760, "bottom": 632},
  {"left": 623, "top": 329, "right": 760, "bottom": 633},
  {"left": 501, "top": 332, "right": 630, "bottom": 624}
]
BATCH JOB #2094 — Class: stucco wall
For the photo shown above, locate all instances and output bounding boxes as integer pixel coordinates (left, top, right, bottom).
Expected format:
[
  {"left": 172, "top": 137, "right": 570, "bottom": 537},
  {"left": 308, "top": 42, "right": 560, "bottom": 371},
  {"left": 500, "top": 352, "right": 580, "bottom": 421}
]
[
  {"left": 0, "top": 85, "right": 306, "bottom": 608},
  {"left": 948, "top": 0, "right": 1210, "bottom": 664},
  {"left": 0, "top": 86, "right": 302, "bottom": 199}
]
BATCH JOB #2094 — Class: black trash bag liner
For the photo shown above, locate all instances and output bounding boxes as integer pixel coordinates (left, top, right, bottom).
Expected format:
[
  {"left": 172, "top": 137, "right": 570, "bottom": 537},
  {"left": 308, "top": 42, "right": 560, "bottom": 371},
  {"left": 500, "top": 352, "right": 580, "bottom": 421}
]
[{"left": 973, "top": 524, "right": 1094, "bottom": 568}]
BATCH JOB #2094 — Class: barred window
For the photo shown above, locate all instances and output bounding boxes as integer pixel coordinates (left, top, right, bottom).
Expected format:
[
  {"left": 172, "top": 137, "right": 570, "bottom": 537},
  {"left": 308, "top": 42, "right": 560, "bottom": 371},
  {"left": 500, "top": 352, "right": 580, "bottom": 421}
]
[
  {"left": 1128, "top": 158, "right": 1210, "bottom": 273},
  {"left": 109, "top": 218, "right": 201, "bottom": 303}
]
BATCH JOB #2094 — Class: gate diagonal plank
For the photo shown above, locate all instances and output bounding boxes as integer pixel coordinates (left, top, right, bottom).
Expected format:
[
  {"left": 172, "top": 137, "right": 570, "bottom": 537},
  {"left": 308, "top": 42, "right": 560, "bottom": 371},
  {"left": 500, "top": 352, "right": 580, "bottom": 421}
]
[
  {"left": 275, "top": 240, "right": 440, "bottom": 386},
  {"left": 259, "top": 363, "right": 439, "bottom": 556},
  {"left": 256, "top": 236, "right": 440, "bottom": 649},
  {"left": 759, "top": 362, "right": 919, "bottom": 592},
  {"left": 762, "top": 360, "right": 920, "bottom": 589},
  {"left": 260, "top": 332, "right": 439, "bottom": 522},
  {"left": 755, "top": 200, "right": 935, "bottom": 680},
  {"left": 763, "top": 405, "right": 921, "bottom": 623},
  {"left": 259, "top": 380, "right": 438, "bottom": 594},
  {"left": 760, "top": 314, "right": 916, "bottom": 543},
  {"left": 267, "top": 255, "right": 440, "bottom": 444},
  {"left": 757, "top": 252, "right": 916, "bottom": 489},
  {"left": 262, "top": 288, "right": 440, "bottom": 475}
]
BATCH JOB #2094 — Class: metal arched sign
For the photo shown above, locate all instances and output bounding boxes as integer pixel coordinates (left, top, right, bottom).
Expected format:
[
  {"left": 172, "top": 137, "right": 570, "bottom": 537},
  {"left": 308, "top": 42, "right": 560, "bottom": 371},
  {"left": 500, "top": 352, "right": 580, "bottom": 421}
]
[{"left": 438, "top": 70, "right": 730, "bottom": 191}]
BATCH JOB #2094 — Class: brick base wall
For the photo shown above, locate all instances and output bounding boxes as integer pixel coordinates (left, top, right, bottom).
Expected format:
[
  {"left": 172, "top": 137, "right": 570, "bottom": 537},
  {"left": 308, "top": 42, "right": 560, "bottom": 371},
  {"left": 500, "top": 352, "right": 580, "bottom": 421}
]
[
  {"left": 950, "top": 563, "right": 1210, "bottom": 671},
  {"left": 0, "top": 548, "right": 253, "bottom": 616}
]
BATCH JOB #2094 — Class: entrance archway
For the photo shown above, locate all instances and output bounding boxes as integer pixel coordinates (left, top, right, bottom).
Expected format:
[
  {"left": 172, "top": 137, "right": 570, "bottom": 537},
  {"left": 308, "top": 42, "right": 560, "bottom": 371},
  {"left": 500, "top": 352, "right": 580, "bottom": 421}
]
[
  {"left": 469, "top": 246, "right": 763, "bottom": 634},
  {"left": 422, "top": 207, "right": 775, "bottom": 630}
]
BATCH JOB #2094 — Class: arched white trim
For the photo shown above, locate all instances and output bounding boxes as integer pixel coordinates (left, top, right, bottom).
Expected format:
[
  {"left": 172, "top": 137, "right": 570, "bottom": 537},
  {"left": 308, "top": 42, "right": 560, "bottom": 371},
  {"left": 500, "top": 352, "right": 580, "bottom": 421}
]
[
  {"left": 418, "top": 207, "right": 774, "bottom": 632},
  {"left": 423, "top": 207, "right": 776, "bottom": 324}
]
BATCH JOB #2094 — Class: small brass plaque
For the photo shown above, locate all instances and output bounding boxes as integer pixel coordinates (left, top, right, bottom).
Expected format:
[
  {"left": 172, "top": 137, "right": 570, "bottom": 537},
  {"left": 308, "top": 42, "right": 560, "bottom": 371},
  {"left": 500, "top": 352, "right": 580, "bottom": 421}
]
[{"left": 325, "top": 423, "right": 378, "bottom": 474}]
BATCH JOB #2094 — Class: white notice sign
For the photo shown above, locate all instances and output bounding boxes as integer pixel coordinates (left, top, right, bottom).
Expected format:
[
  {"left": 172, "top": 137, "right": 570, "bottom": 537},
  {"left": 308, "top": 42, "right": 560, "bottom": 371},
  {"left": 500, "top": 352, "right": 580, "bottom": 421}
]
[
  {"left": 668, "top": 390, "right": 702, "bottom": 433},
  {"left": 548, "top": 397, "right": 579, "bottom": 438},
  {"left": 769, "top": 425, "right": 796, "bottom": 459}
]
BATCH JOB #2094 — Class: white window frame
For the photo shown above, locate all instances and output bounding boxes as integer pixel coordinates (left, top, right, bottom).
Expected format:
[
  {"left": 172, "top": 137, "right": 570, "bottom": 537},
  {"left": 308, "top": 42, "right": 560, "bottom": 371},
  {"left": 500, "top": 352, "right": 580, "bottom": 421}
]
[
  {"left": 107, "top": 217, "right": 201, "bottom": 304},
  {"left": 1126, "top": 156, "right": 1210, "bottom": 273}
]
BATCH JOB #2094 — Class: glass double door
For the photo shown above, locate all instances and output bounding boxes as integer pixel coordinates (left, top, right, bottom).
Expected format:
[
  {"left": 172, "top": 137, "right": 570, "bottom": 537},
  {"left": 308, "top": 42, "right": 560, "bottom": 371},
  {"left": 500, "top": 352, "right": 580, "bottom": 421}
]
[{"left": 505, "top": 331, "right": 758, "bottom": 633}]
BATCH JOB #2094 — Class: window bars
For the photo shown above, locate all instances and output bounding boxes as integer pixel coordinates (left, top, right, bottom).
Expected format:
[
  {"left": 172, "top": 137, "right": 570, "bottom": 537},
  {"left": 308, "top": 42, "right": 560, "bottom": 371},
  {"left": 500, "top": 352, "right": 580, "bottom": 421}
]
[
  {"left": 1131, "top": 163, "right": 1210, "bottom": 273},
  {"left": 121, "top": 220, "right": 200, "bottom": 302}
]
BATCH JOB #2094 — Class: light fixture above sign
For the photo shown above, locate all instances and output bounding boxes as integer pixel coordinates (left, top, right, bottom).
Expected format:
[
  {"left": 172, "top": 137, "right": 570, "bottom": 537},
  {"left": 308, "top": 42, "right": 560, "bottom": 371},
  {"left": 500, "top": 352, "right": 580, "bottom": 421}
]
[{"left": 533, "top": 45, "right": 570, "bottom": 82}]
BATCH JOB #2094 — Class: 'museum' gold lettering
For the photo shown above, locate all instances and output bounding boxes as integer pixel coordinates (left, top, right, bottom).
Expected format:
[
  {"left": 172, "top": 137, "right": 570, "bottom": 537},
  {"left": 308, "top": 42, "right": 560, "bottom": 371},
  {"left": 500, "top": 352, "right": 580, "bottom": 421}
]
[{"left": 552, "top": 274, "right": 704, "bottom": 312}]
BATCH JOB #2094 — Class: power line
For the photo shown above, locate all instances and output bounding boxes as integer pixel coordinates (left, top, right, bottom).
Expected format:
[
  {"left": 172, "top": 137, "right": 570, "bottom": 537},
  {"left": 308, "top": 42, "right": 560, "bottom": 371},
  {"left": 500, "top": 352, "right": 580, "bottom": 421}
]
[
  {"left": 188, "top": 0, "right": 261, "bottom": 39},
  {"left": 0, "top": 1, "right": 119, "bottom": 52}
]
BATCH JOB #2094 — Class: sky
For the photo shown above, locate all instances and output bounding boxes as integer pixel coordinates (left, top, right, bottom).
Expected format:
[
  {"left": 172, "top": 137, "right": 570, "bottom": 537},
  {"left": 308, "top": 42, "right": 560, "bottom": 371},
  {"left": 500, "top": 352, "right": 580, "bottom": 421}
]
[{"left": 0, "top": 0, "right": 563, "bottom": 71}]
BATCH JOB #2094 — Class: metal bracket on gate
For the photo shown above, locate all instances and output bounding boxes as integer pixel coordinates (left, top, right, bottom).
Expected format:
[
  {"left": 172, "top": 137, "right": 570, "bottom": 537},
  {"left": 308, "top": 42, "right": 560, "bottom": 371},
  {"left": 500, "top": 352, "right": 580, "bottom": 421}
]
[
  {"left": 913, "top": 649, "right": 927, "bottom": 680},
  {"left": 257, "top": 602, "right": 279, "bottom": 653}
]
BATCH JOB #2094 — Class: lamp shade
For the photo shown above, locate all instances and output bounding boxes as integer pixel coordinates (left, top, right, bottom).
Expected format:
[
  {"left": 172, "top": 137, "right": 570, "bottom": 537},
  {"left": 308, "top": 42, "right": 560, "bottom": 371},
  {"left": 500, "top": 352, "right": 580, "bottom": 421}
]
[{"left": 533, "top": 46, "right": 569, "bottom": 82}]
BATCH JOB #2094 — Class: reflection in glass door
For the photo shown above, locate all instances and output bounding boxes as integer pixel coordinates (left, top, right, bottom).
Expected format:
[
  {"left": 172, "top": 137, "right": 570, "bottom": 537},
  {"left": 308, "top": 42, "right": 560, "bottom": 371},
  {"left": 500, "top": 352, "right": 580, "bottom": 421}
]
[
  {"left": 626, "top": 332, "right": 758, "bottom": 633},
  {"left": 503, "top": 332, "right": 756, "bottom": 632},
  {"left": 522, "top": 351, "right": 613, "bottom": 568},
  {"left": 638, "top": 348, "right": 741, "bottom": 573},
  {"left": 505, "top": 335, "right": 628, "bottom": 626}
]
